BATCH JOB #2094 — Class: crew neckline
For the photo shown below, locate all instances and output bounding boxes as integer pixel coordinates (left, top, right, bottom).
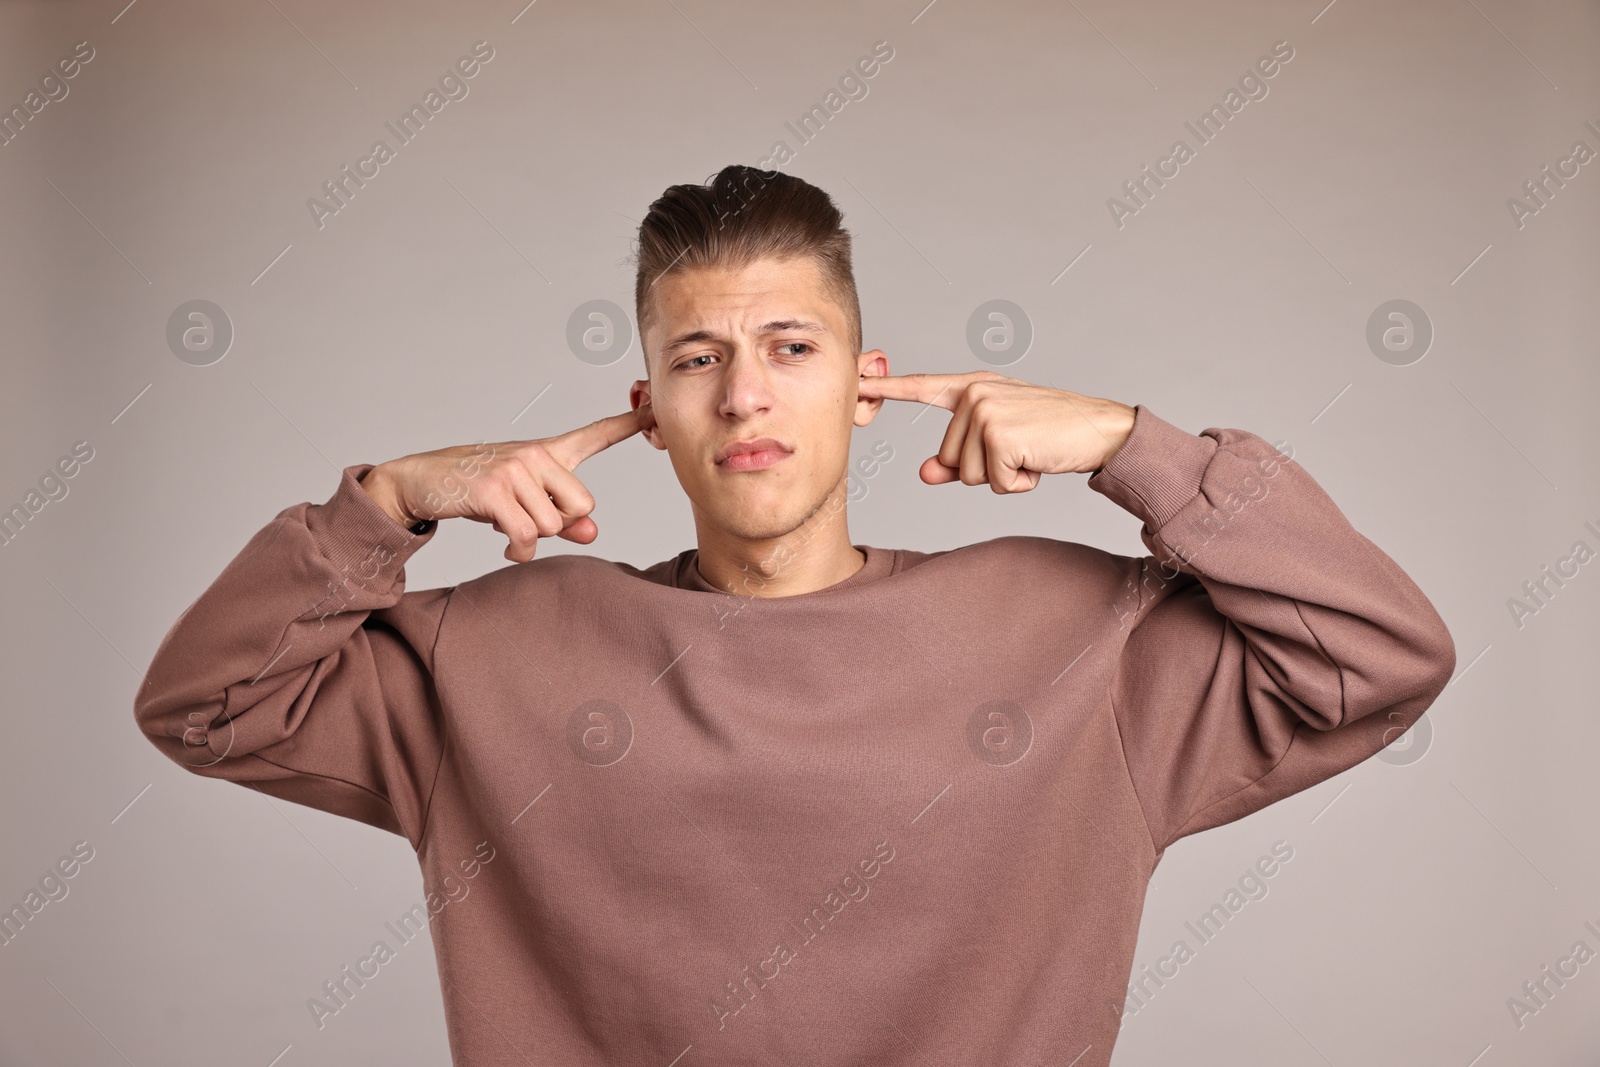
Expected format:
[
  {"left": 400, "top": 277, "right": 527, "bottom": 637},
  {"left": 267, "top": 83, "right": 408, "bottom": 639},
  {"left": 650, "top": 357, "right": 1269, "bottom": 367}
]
[{"left": 677, "top": 544, "right": 895, "bottom": 599}]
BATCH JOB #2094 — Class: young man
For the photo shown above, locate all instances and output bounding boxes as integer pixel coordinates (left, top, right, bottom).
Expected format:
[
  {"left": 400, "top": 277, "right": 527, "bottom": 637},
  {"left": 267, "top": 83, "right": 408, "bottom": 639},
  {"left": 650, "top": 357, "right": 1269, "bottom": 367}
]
[{"left": 134, "top": 165, "right": 1455, "bottom": 1066}]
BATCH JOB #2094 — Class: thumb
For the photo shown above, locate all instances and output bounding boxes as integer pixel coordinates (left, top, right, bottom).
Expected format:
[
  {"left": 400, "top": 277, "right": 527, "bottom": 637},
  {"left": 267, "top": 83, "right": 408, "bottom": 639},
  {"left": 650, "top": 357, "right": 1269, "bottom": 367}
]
[
  {"left": 920, "top": 456, "right": 960, "bottom": 484},
  {"left": 557, "top": 515, "right": 599, "bottom": 543}
]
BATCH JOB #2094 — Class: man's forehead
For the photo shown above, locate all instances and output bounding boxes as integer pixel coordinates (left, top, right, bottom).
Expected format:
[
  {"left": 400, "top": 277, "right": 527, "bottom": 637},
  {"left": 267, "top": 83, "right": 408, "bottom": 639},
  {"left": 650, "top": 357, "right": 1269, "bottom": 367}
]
[{"left": 647, "top": 261, "right": 841, "bottom": 349}]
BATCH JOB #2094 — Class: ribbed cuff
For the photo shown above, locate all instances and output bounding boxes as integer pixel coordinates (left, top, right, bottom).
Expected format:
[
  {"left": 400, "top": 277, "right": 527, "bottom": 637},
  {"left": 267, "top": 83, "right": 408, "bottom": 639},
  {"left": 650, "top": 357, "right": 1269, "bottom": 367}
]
[
  {"left": 1086, "top": 405, "right": 1216, "bottom": 532},
  {"left": 307, "top": 463, "right": 438, "bottom": 580}
]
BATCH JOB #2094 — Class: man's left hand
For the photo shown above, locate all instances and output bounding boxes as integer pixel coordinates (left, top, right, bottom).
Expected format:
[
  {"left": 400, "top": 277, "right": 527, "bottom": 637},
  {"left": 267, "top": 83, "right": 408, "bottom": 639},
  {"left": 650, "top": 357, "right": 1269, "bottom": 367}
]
[{"left": 856, "top": 370, "right": 1136, "bottom": 494}]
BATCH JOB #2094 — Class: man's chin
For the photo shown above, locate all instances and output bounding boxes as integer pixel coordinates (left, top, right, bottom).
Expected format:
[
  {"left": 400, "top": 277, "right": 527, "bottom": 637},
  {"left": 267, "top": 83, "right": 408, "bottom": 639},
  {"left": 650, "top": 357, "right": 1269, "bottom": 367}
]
[
  {"left": 713, "top": 515, "right": 807, "bottom": 544},
  {"left": 692, "top": 475, "right": 846, "bottom": 545},
  {"left": 700, "top": 499, "right": 816, "bottom": 544}
]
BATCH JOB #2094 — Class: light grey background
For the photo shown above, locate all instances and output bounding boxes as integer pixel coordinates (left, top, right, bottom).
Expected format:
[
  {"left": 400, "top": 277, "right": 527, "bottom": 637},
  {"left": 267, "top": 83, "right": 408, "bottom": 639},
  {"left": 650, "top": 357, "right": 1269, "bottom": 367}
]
[{"left": 2, "top": 0, "right": 1597, "bottom": 1063}]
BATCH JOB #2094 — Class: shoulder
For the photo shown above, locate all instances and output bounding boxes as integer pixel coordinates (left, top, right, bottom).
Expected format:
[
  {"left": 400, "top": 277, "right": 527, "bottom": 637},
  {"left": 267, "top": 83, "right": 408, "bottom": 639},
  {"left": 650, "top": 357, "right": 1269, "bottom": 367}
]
[
  {"left": 885, "top": 535, "right": 1157, "bottom": 644},
  {"left": 900, "top": 533, "right": 1130, "bottom": 583},
  {"left": 884, "top": 535, "right": 1142, "bottom": 618},
  {"left": 450, "top": 548, "right": 691, "bottom": 608}
]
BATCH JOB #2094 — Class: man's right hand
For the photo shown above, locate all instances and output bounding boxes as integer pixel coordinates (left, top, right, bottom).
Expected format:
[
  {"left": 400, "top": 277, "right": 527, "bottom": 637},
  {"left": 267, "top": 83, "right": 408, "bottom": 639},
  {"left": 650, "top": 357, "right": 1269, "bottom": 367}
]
[{"left": 358, "top": 403, "right": 651, "bottom": 563}]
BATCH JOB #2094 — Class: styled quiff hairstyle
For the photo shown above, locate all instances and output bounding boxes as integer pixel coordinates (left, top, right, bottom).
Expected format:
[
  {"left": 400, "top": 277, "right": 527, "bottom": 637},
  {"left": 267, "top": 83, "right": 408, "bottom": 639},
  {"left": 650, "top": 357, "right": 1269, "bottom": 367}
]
[{"left": 632, "top": 165, "right": 863, "bottom": 370}]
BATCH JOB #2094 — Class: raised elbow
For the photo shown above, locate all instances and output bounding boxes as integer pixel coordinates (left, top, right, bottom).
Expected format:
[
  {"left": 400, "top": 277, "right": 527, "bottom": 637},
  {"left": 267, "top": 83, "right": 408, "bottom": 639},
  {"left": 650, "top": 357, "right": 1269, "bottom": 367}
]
[{"left": 132, "top": 678, "right": 231, "bottom": 776}]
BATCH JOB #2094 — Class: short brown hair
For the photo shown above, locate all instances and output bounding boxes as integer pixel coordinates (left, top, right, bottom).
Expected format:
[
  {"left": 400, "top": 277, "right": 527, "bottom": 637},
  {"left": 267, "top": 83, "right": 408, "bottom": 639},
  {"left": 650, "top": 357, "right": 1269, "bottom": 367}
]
[{"left": 632, "top": 165, "right": 863, "bottom": 368}]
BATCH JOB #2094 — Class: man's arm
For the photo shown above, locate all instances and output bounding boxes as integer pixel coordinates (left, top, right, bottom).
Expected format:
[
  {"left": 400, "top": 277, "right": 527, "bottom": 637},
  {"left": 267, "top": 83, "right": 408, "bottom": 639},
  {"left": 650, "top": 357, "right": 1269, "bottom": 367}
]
[
  {"left": 132, "top": 410, "right": 648, "bottom": 847},
  {"left": 854, "top": 369, "right": 1453, "bottom": 850},
  {"left": 1088, "top": 405, "right": 1456, "bottom": 852},
  {"left": 132, "top": 464, "right": 451, "bottom": 848}
]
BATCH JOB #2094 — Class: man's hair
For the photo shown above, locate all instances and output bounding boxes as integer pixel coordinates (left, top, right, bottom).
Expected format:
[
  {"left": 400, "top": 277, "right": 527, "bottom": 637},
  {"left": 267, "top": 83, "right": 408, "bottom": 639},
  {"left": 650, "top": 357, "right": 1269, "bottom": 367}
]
[{"left": 632, "top": 165, "right": 863, "bottom": 370}]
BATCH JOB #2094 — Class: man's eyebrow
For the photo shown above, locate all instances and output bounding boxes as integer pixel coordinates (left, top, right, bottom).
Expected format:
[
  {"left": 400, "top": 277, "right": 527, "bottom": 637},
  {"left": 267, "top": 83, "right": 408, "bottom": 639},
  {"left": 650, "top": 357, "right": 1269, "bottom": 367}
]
[{"left": 658, "top": 319, "right": 829, "bottom": 357}]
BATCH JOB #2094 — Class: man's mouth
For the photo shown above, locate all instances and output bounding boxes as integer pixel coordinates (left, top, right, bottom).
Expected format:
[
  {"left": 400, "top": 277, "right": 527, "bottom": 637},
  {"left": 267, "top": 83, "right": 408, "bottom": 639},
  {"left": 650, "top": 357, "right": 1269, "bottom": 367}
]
[{"left": 716, "top": 436, "right": 793, "bottom": 472}]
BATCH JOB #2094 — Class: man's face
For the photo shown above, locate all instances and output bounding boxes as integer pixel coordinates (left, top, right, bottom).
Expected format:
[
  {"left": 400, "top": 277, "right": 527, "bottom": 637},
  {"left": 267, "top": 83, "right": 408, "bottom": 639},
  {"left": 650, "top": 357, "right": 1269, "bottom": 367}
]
[{"left": 630, "top": 254, "right": 887, "bottom": 544}]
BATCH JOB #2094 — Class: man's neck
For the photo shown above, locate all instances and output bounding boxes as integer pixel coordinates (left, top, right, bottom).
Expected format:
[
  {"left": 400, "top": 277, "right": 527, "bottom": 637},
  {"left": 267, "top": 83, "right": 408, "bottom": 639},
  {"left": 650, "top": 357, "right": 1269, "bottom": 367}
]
[{"left": 692, "top": 485, "right": 865, "bottom": 598}]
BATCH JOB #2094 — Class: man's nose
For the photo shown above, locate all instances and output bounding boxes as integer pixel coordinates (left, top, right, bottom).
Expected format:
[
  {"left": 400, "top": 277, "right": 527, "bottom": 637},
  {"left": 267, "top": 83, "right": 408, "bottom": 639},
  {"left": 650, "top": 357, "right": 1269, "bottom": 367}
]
[{"left": 718, "top": 346, "right": 776, "bottom": 418}]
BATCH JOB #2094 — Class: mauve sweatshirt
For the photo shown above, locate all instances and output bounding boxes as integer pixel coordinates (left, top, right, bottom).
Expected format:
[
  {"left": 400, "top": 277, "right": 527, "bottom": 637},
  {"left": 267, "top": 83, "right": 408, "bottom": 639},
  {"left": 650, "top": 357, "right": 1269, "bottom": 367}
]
[{"left": 133, "top": 404, "right": 1455, "bottom": 1066}]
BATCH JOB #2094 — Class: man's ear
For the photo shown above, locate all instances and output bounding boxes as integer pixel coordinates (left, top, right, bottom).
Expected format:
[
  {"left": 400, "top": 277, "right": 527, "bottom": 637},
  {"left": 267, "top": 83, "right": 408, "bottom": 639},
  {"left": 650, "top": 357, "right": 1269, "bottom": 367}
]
[
  {"left": 854, "top": 349, "right": 889, "bottom": 427},
  {"left": 629, "top": 379, "right": 666, "bottom": 450}
]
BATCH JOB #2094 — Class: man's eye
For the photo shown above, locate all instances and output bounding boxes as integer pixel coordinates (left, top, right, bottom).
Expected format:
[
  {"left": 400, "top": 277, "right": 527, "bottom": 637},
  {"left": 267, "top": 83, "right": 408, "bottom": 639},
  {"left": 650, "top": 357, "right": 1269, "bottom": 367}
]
[
  {"left": 680, "top": 355, "right": 715, "bottom": 370},
  {"left": 778, "top": 342, "right": 814, "bottom": 356}
]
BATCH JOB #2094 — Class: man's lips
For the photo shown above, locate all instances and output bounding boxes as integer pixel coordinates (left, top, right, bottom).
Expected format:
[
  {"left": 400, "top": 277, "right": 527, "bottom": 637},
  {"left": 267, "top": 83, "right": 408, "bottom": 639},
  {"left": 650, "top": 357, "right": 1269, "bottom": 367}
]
[
  {"left": 720, "top": 449, "right": 790, "bottom": 472},
  {"left": 716, "top": 438, "right": 790, "bottom": 463},
  {"left": 716, "top": 437, "right": 793, "bottom": 471}
]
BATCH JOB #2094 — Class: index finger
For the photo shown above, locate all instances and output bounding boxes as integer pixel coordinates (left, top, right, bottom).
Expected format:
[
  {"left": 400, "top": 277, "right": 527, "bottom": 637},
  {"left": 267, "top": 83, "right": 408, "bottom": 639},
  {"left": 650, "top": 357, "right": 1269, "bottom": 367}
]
[
  {"left": 856, "top": 371, "right": 987, "bottom": 410},
  {"left": 546, "top": 406, "right": 649, "bottom": 468}
]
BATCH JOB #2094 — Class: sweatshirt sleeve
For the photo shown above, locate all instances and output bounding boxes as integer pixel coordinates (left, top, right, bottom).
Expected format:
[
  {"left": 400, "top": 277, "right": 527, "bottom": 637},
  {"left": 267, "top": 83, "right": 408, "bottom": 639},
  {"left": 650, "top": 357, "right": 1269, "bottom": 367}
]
[
  {"left": 132, "top": 463, "right": 452, "bottom": 850},
  {"left": 1087, "top": 405, "right": 1456, "bottom": 853}
]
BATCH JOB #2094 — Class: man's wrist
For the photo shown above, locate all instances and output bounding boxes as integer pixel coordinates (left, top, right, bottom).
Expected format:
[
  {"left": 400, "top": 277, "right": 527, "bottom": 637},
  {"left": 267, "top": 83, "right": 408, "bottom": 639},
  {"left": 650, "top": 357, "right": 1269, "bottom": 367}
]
[
  {"left": 358, "top": 465, "right": 428, "bottom": 532},
  {"left": 1094, "top": 402, "right": 1139, "bottom": 471}
]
